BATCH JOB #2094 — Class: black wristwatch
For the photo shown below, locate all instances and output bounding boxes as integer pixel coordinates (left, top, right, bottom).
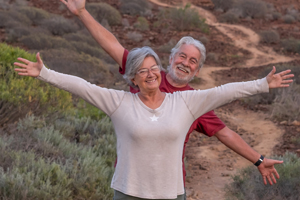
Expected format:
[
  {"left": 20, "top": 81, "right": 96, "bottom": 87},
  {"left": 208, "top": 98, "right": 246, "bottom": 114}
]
[{"left": 254, "top": 155, "right": 264, "bottom": 167}]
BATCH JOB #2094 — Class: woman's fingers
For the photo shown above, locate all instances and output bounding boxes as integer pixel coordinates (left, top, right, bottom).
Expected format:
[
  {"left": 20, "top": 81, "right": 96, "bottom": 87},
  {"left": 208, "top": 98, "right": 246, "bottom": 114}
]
[
  {"left": 14, "top": 62, "right": 27, "bottom": 69},
  {"left": 14, "top": 68, "right": 27, "bottom": 72},
  {"left": 282, "top": 74, "right": 294, "bottom": 80},
  {"left": 278, "top": 69, "right": 292, "bottom": 76},
  {"left": 17, "top": 57, "right": 30, "bottom": 64}
]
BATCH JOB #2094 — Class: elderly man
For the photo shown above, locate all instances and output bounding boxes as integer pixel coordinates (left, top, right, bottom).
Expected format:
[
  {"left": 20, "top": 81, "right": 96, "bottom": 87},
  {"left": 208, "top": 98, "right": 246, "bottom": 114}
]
[{"left": 60, "top": 0, "right": 283, "bottom": 188}]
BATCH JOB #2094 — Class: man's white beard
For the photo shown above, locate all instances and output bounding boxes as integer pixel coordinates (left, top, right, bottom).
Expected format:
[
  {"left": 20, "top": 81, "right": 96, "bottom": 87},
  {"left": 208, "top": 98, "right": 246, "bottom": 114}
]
[{"left": 167, "top": 64, "right": 195, "bottom": 85}]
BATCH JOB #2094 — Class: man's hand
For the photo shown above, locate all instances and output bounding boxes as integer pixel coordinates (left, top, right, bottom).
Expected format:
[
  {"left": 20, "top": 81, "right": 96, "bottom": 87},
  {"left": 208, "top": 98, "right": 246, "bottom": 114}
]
[
  {"left": 257, "top": 158, "right": 283, "bottom": 185},
  {"left": 266, "top": 66, "right": 294, "bottom": 89},
  {"left": 60, "top": 0, "right": 86, "bottom": 16}
]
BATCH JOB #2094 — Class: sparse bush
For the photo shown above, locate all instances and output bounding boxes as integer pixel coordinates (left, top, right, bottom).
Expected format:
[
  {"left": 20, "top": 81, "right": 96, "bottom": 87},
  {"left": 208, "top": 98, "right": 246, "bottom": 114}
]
[
  {"left": 122, "top": 18, "right": 130, "bottom": 27},
  {"left": 0, "top": 113, "right": 116, "bottom": 199},
  {"left": 219, "top": 12, "right": 239, "bottom": 24},
  {"left": 282, "top": 14, "right": 296, "bottom": 24},
  {"left": 281, "top": 38, "right": 300, "bottom": 54},
  {"left": 242, "top": 65, "right": 300, "bottom": 107},
  {"left": 5, "top": 26, "right": 32, "bottom": 43},
  {"left": 39, "top": 49, "right": 113, "bottom": 85},
  {"left": 225, "top": 152, "right": 300, "bottom": 200},
  {"left": 63, "top": 32, "right": 98, "bottom": 47},
  {"left": 41, "top": 15, "right": 79, "bottom": 36},
  {"left": 126, "top": 31, "right": 143, "bottom": 42},
  {"left": 211, "top": 0, "right": 236, "bottom": 12},
  {"left": 199, "top": 36, "right": 209, "bottom": 45},
  {"left": 86, "top": 3, "right": 121, "bottom": 26},
  {"left": 259, "top": 30, "right": 280, "bottom": 44},
  {"left": 271, "top": 83, "right": 300, "bottom": 122},
  {"left": 206, "top": 52, "right": 219, "bottom": 62},
  {"left": 237, "top": 0, "right": 267, "bottom": 19},
  {"left": 272, "top": 12, "right": 282, "bottom": 20},
  {"left": 18, "top": 6, "right": 51, "bottom": 25},
  {"left": 0, "top": 43, "right": 72, "bottom": 126},
  {"left": 0, "top": 10, "right": 31, "bottom": 28},
  {"left": 20, "top": 34, "right": 74, "bottom": 50},
  {"left": 158, "top": 39, "right": 176, "bottom": 53},
  {"left": 158, "top": 4, "right": 209, "bottom": 32},
  {"left": 70, "top": 41, "right": 115, "bottom": 64},
  {"left": 134, "top": 17, "right": 149, "bottom": 31},
  {"left": 286, "top": 8, "right": 300, "bottom": 21},
  {"left": 119, "top": 0, "right": 152, "bottom": 16}
]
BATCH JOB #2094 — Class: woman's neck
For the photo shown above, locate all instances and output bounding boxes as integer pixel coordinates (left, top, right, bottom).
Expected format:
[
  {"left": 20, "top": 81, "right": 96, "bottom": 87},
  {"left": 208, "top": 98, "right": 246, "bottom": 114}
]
[{"left": 138, "top": 90, "right": 166, "bottom": 110}]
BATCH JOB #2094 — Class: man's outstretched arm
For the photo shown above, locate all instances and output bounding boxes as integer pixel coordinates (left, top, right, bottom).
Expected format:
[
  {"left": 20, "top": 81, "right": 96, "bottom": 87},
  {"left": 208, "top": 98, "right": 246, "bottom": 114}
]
[
  {"left": 214, "top": 127, "right": 283, "bottom": 185},
  {"left": 60, "top": 0, "right": 125, "bottom": 66}
]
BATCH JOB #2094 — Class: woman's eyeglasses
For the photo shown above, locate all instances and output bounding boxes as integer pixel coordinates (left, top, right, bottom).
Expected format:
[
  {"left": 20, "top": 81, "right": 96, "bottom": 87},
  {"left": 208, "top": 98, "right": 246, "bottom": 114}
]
[{"left": 136, "top": 65, "right": 160, "bottom": 77}]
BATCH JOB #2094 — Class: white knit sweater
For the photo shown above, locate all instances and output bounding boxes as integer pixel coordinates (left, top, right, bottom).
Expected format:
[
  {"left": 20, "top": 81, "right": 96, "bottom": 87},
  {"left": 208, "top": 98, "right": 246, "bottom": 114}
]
[{"left": 38, "top": 66, "right": 269, "bottom": 199}]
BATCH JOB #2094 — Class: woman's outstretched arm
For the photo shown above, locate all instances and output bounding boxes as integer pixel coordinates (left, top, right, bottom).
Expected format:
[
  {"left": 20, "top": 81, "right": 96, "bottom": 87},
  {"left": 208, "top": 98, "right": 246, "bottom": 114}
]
[{"left": 14, "top": 53, "right": 124, "bottom": 116}]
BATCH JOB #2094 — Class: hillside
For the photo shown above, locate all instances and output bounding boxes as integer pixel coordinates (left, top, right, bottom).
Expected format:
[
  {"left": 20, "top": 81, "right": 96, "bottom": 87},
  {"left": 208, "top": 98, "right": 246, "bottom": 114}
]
[{"left": 1, "top": 0, "right": 300, "bottom": 199}]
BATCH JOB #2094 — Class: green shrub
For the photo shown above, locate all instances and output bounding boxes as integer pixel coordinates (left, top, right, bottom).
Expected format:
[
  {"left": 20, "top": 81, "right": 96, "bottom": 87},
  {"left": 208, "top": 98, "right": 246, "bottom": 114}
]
[
  {"left": 225, "top": 152, "right": 300, "bottom": 200},
  {"left": 158, "top": 4, "right": 209, "bottom": 32},
  {"left": 282, "top": 14, "right": 296, "bottom": 24},
  {"left": 41, "top": 15, "right": 79, "bottom": 36},
  {"left": 219, "top": 12, "right": 239, "bottom": 24},
  {"left": 86, "top": 3, "right": 121, "bottom": 26},
  {"left": 119, "top": 0, "right": 152, "bottom": 16},
  {"left": 259, "top": 30, "right": 280, "bottom": 44},
  {"left": 20, "top": 34, "right": 74, "bottom": 50},
  {"left": 17, "top": 6, "right": 51, "bottom": 25},
  {"left": 211, "top": 0, "right": 236, "bottom": 12},
  {"left": 281, "top": 38, "right": 300, "bottom": 54},
  {"left": 0, "top": 43, "right": 73, "bottom": 126},
  {"left": 237, "top": 0, "right": 267, "bottom": 19},
  {"left": 134, "top": 17, "right": 149, "bottom": 31}
]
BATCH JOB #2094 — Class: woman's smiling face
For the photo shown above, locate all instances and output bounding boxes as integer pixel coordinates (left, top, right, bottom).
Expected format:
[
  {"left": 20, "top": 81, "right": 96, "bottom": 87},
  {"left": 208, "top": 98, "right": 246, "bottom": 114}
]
[{"left": 131, "top": 56, "right": 161, "bottom": 92}]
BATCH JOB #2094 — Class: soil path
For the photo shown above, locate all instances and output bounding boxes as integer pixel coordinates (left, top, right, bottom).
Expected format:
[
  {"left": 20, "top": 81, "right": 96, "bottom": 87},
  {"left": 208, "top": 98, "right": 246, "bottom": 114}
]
[{"left": 147, "top": 0, "right": 294, "bottom": 199}]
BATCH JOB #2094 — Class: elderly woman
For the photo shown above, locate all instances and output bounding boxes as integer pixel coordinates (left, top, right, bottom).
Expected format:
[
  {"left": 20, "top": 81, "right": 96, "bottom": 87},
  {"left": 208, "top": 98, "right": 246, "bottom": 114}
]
[{"left": 14, "top": 47, "right": 293, "bottom": 200}]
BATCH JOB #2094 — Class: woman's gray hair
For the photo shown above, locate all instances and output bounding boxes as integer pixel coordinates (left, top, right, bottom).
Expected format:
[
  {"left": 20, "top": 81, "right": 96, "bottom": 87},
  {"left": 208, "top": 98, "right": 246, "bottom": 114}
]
[
  {"left": 123, "top": 46, "right": 162, "bottom": 89},
  {"left": 169, "top": 36, "right": 206, "bottom": 69}
]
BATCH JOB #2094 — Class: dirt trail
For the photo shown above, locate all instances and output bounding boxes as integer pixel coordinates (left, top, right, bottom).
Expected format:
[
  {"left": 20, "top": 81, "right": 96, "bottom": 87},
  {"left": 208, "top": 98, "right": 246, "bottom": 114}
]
[{"left": 148, "top": 0, "right": 294, "bottom": 199}]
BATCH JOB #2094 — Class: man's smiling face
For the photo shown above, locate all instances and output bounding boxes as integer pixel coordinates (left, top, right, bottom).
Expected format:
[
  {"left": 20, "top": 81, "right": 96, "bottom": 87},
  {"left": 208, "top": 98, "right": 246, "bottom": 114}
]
[{"left": 168, "top": 44, "right": 201, "bottom": 86}]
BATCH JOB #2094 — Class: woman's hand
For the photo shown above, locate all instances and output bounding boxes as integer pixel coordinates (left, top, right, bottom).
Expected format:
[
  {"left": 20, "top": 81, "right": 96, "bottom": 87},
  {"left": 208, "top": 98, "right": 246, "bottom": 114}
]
[
  {"left": 266, "top": 66, "right": 294, "bottom": 89},
  {"left": 14, "top": 52, "right": 44, "bottom": 77},
  {"left": 60, "top": 0, "right": 86, "bottom": 16}
]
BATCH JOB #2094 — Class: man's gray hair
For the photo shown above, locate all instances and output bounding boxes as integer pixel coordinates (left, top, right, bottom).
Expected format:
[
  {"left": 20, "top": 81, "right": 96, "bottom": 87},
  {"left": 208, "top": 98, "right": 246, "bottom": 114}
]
[
  {"left": 169, "top": 36, "right": 206, "bottom": 69},
  {"left": 123, "top": 46, "right": 162, "bottom": 89}
]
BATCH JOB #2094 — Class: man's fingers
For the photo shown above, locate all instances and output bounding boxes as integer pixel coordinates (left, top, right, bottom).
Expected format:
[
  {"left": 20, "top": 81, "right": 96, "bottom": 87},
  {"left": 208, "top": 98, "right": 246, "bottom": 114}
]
[
  {"left": 270, "top": 173, "right": 277, "bottom": 184},
  {"left": 17, "top": 57, "right": 30, "bottom": 64},
  {"left": 282, "top": 74, "right": 294, "bottom": 80},
  {"left": 263, "top": 176, "right": 267, "bottom": 185},
  {"left": 267, "top": 176, "right": 273, "bottom": 185}
]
